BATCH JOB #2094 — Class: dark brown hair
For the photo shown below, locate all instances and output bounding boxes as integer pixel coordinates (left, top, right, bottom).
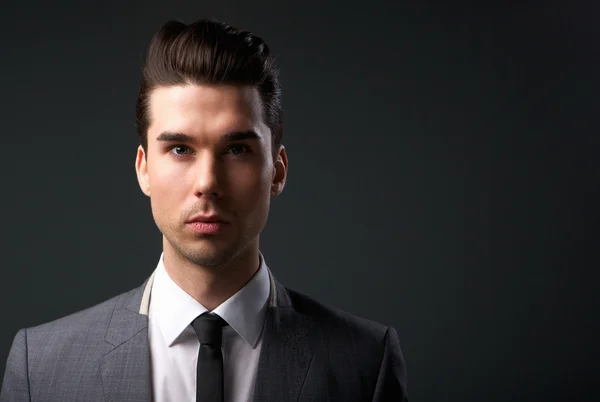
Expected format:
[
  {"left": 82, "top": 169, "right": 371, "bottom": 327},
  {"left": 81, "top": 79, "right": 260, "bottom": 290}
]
[{"left": 135, "top": 19, "right": 282, "bottom": 159}]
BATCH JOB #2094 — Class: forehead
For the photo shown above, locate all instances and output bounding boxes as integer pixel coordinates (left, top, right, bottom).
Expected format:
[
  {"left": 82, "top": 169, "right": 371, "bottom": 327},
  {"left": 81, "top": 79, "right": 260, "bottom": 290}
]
[{"left": 147, "top": 84, "right": 269, "bottom": 139}]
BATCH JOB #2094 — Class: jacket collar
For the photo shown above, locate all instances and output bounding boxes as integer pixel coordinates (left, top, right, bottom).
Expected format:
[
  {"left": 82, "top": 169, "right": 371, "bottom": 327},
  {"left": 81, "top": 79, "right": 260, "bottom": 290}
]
[{"left": 100, "top": 263, "right": 312, "bottom": 402}]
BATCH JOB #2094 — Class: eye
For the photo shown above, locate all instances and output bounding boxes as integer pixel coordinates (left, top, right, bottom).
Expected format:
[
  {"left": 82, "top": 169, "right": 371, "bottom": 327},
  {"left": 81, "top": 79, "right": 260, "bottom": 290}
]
[
  {"left": 169, "top": 145, "right": 193, "bottom": 156},
  {"left": 227, "top": 144, "right": 251, "bottom": 155}
]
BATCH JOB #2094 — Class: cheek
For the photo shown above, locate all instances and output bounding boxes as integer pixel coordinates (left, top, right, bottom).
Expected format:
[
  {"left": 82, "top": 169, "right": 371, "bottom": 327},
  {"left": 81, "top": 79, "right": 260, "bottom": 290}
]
[
  {"left": 229, "top": 165, "right": 272, "bottom": 212},
  {"left": 150, "top": 161, "right": 190, "bottom": 191},
  {"left": 148, "top": 165, "right": 190, "bottom": 213}
]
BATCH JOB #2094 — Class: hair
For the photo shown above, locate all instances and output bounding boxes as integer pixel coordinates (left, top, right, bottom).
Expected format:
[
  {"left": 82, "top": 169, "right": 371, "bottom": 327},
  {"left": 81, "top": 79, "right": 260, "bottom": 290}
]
[{"left": 135, "top": 18, "right": 283, "bottom": 159}]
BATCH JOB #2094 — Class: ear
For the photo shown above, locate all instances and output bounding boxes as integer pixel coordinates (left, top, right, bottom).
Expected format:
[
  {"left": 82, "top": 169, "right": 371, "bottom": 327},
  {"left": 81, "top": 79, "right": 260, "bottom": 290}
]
[
  {"left": 271, "top": 145, "right": 288, "bottom": 197},
  {"left": 135, "top": 145, "right": 151, "bottom": 197}
]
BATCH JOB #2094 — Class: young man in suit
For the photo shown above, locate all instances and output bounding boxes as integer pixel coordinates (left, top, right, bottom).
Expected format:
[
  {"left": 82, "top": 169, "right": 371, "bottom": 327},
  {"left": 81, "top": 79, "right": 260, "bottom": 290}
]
[{"left": 1, "top": 18, "right": 408, "bottom": 402}]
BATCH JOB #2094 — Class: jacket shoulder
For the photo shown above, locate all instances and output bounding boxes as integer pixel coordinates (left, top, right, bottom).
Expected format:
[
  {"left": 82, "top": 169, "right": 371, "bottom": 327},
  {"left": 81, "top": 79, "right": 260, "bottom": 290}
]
[
  {"left": 26, "top": 286, "right": 140, "bottom": 336},
  {"left": 283, "top": 287, "right": 407, "bottom": 399},
  {"left": 15, "top": 286, "right": 144, "bottom": 382},
  {"left": 285, "top": 287, "right": 391, "bottom": 344},
  {"left": 2, "top": 287, "right": 146, "bottom": 401}
]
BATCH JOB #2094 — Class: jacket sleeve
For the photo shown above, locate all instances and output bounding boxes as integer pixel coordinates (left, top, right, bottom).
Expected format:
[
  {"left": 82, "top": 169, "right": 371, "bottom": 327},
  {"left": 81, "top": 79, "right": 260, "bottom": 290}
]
[
  {"left": 372, "top": 326, "right": 409, "bottom": 402},
  {"left": 0, "top": 329, "right": 31, "bottom": 402}
]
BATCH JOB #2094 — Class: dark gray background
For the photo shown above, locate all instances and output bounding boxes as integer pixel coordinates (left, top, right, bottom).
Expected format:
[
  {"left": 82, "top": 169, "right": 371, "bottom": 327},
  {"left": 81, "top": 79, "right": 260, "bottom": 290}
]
[{"left": 0, "top": 1, "right": 597, "bottom": 401}]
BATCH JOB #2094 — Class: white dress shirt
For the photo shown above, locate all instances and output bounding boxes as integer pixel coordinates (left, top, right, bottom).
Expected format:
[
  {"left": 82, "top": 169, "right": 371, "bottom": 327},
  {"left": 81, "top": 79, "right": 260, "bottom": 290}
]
[{"left": 148, "top": 253, "right": 271, "bottom": 402}]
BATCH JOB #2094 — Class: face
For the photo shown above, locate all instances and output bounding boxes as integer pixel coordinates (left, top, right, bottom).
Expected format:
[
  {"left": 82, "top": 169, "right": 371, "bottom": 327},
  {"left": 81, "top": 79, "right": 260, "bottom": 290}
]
[{"left": 135, "top": 84, "right": 287, "bottom": 268}]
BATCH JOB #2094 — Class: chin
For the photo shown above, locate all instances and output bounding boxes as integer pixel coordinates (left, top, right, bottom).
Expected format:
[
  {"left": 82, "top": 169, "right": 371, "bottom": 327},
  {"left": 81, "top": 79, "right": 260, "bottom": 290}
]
[{"left": 172, "top": 238, "right": 243, "bottom": 268}]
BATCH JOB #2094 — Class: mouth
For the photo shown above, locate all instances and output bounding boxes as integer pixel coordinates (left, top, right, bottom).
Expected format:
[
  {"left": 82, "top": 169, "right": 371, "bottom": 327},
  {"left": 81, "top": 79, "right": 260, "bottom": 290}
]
[
  {"left": 186, "top": 214, "right": 230, "bottom": 235},
  {"left": 186, "top": 214, "right": 230, "bottom": 224},
  {"left": 186, "top": 221, "right": 228, "bottom": 234}
]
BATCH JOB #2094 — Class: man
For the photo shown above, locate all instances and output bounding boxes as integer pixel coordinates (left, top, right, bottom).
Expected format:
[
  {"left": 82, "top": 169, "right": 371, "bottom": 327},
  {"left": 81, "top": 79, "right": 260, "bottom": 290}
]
[{"left": 1, "top": 18, "right": 408, "bottom": 402}]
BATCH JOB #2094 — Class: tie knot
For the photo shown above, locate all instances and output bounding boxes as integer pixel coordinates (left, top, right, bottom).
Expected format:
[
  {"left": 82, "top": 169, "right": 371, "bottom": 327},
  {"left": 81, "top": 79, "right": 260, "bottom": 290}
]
[{"left": 191, "top": 313, "right": 228, "bottom": 346}]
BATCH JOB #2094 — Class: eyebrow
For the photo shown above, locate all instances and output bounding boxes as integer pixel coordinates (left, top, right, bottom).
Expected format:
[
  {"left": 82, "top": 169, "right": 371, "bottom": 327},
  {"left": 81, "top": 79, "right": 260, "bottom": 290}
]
[{"left": 156, "top": 130, "right": 261, "bottom": 143}]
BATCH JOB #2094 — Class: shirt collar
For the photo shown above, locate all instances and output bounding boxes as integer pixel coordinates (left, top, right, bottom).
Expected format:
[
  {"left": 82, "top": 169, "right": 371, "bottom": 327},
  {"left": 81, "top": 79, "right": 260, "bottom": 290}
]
[{"left": 149, "top": 252, "right": 271, "bottom": 348}]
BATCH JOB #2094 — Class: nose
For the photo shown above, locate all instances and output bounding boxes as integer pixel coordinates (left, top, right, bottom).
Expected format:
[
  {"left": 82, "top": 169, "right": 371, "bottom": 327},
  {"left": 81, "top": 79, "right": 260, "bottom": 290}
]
[{"left": 192, "top": 152, "right": 222, "bottom": 199}]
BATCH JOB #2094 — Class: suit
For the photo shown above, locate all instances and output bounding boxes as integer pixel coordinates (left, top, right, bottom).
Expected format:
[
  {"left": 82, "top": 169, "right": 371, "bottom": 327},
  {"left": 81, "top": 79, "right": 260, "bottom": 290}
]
[{"left": 1, "top": 267, "right": 408, "bottom": 401}]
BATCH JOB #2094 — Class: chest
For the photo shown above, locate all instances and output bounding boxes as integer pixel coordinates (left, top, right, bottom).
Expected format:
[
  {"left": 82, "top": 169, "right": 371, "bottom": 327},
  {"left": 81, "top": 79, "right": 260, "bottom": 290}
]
[{"left": 148, "top": 323, "right": 263, "bottom": 402}]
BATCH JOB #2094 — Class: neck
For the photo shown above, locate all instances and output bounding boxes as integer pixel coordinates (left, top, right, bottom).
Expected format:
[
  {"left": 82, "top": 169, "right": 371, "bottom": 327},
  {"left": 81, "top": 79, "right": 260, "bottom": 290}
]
[{"left": 161, "top": 239, "right": 261, "bottom": 311}]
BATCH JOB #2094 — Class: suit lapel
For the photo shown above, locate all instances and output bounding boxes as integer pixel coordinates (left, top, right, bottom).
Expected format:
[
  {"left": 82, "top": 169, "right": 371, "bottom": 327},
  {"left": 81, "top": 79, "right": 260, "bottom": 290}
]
[
  {"left": 252, "top": 273, "right": 314, "bottom": 402},
  {"left": 96, "top": 266, "right": 313, "bottom": 402},
  {"left": 99, "top": 274, "right": 155, "bottom": 402}
]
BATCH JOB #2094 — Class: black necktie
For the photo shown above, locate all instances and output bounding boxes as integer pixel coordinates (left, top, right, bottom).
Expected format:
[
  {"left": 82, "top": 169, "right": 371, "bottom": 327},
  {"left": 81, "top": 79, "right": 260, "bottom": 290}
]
[{"left": 191, "top": 313, "right": 228, "bottom": 402}]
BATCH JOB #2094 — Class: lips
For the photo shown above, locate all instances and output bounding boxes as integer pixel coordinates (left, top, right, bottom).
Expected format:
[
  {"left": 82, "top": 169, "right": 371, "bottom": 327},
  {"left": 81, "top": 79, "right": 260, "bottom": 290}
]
[
  {"left": 186, "top": 214, "right": 229, "bottom": 224},
  {"left": 186, "top": 213, "right": 230, "bottom": 235},
  {"left": 187, "top": 221, "right": 227, "bottom": 234}
]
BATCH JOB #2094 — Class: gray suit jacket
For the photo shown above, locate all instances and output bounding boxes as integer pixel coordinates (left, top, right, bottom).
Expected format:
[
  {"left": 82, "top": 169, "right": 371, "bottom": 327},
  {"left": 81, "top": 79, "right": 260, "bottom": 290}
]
[{"left": 1, "top": 268, "right": 408, "bottom": 401}]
